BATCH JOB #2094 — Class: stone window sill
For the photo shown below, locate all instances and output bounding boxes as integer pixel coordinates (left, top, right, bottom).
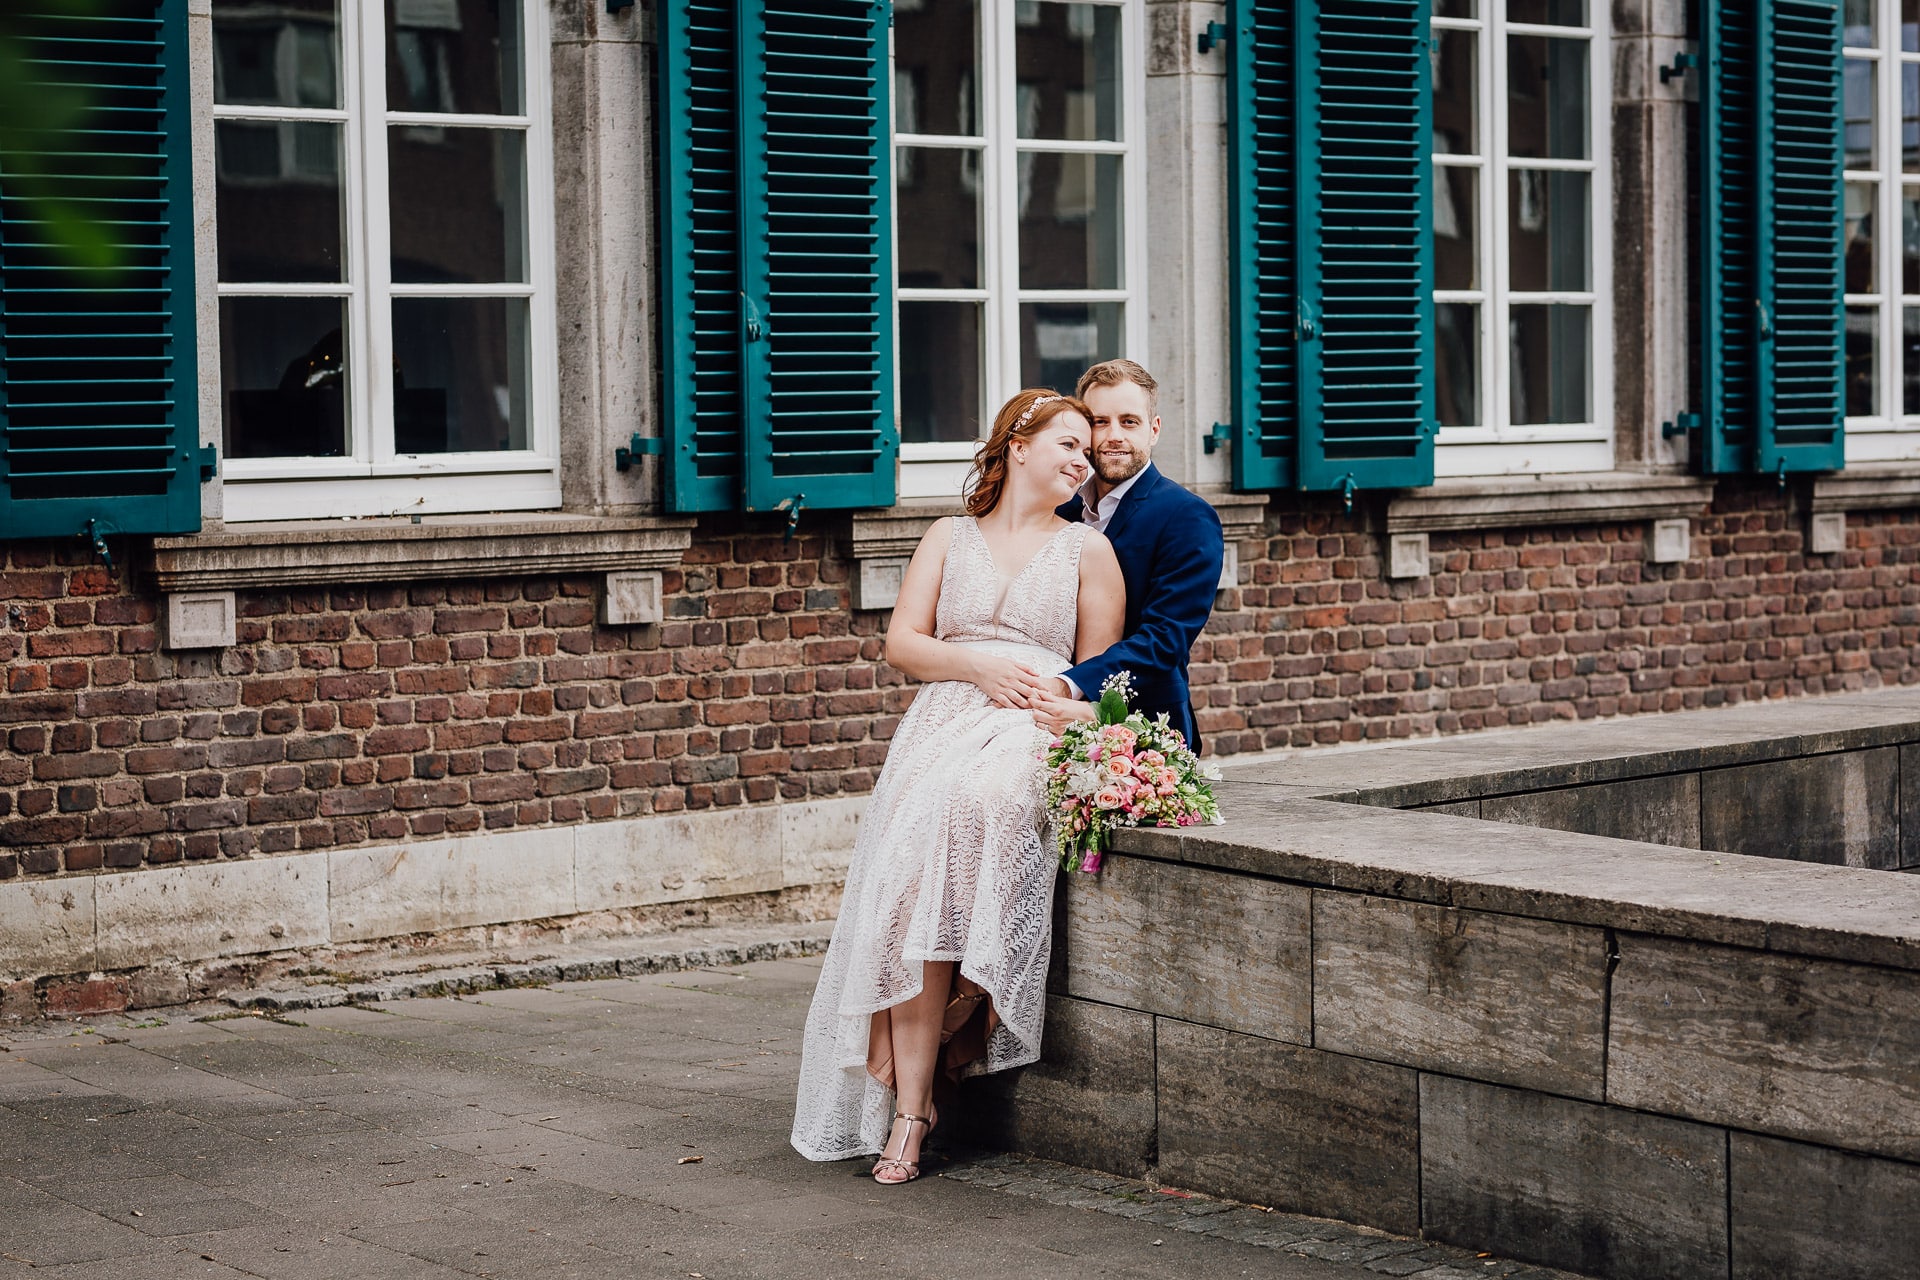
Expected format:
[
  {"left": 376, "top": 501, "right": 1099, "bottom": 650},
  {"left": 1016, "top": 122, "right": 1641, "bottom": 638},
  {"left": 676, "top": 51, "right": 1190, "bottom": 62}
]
[
  {"left": 1811, "top": 463, "right": 1920, "bottom": 514},
  {"left": 1385, "top": 471, "right": 1717, "bottom": 534},
  {"left": 844, "top": 489, "right": 1270, "bottom": 609},
  {"left": 143, "top": 512, "right": 697, "bottom": 593}
]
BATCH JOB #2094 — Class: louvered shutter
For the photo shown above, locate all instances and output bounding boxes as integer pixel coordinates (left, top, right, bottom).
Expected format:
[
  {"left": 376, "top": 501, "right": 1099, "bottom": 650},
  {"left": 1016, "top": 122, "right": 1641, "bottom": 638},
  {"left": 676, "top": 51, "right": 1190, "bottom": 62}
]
[
  {"left": 1228, "top": 0, "right": 1434, "bottom": 498},
  {"left": 0, "top": 2, "right": 205, "bottom": 540},
  {"left": 1700, "top": 0, "right": 1845, "bottom": 477},
  {"left": 659, "top": 0, "right": 896, "bottom": 516}
]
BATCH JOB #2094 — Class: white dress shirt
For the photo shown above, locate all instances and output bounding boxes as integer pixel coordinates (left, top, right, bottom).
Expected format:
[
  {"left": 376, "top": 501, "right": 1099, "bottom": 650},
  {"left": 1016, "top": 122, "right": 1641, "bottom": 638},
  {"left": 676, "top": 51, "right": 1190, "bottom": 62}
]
[
  {"left": 1059, "top": 467, "right": 1146, "bottom": 697},
  {"left": 1074, "top": 466, "right": 1145, "bottom": 534}
]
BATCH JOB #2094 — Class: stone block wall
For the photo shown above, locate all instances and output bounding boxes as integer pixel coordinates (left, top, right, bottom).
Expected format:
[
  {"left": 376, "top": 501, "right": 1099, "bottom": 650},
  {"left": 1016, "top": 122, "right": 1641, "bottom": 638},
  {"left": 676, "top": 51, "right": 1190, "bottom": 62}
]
[{"left": 967, "top": 850, "right": 1920, "bottom": 1280}]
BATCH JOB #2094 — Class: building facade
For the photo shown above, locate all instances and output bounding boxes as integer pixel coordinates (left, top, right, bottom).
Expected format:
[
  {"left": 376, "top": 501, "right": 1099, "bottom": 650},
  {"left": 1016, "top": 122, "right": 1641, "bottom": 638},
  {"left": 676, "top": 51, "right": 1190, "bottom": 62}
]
[{"left": 2, "top": 0, "right": 1918, "bottom": 1010}]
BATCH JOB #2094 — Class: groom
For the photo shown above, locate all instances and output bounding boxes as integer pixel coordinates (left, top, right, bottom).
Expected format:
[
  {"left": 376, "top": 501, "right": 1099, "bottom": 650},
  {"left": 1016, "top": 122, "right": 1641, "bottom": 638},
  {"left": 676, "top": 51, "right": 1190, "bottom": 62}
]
[{"left": 1033, "top": 359, "right": 1225, "bottom": 751}]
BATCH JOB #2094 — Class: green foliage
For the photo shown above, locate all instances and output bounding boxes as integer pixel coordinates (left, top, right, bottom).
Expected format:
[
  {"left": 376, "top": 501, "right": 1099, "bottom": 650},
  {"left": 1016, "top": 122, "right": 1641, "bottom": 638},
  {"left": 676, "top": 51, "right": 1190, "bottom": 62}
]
[{"left": 1095, "top": 686, "right": 1128, "bottom": 726}]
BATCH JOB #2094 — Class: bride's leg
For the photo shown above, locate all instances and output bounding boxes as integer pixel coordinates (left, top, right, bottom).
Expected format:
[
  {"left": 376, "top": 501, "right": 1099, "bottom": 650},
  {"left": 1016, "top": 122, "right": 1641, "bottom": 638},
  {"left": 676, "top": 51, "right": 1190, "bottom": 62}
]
[{"left": 876, "top": 959, "right": 954, "bottom": 1178}]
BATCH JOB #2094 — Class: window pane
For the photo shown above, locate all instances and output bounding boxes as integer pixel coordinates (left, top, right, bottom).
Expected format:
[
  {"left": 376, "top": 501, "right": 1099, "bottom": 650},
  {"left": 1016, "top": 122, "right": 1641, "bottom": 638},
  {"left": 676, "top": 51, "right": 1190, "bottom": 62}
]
[
  {"left": 1846, "top": 0, "right": 1877, "bottom": 48},
  {"left": 1907, "top": 65, "right": 1920, "bottom": 172},
  {"left": 1846, "top": 306, "right": 1879, "bottom": 415},
  {"left": 896, "top": 148, "right": 981, "bottom": 289},
  {"left": 1436, "top": 303, "right": 1479, "bottom": 427},
  {"left": 391, "top": 297, "right": 530, "bottom": 453},
  {"left": 1507, "top": 0, "right": 1586, "bottom": 24},
  {"left": 895, "top": 0, "right": 978, "bottom": 136},
  {"left": 1846, "top": 59, "right": 1878, "bottom": 170},
  {"left": 221, "top": 297, "right": 349, "bottom": 459},
  {"left": 389, "top": 127, "right": 528, "bottom": 283},
  {"left": 386, "top": 0, "right": 524, "bottom": 116},
  {"left": 898, "top": 302, "right": 983, "bottom": 444},
  {"left": 1847, "top": 181, "right": 1878, "bottom": 294},
  {"left": 1432, "top": 28, "right": 1478, "bottom": 156},
  {"left": 1906, "top": 308, "right": 1920, "bottom": 414},
  {"left": 1433, "top": 0, "right": 1476, "bottom": 16},
  {"left": 1508, "top": 304, "right": 1588, "bottom": 425},
  {"left": 1434, "top": 165, "right": 1479, "bottom": 289},
  {"left": 1015, "top": 4, "right": 1121, "bottom": 141},
  {"left": 216, "top": 121, "right": 345, "bottom": 283},
  {"left": 1019, "top": 153, "right": 1123, "bottom": 290},
  {"left": 1905, "top": 189, "right": 1920, "bottom": 293},
  {"left": 212, "top": 0, "right": 340, "bottom": 108},
  {"left": 1020, "top": 301, "right": 1123, "bottom": 392},
  {"left": 1907, "top": 0, "right": 1919, "bottom": 53},
  {"left": 1508, "top": 170, "right": 1588, "bottom": 292},
  {"left": 1507, "top": 36, "right": 1588, "bottom": 160}
]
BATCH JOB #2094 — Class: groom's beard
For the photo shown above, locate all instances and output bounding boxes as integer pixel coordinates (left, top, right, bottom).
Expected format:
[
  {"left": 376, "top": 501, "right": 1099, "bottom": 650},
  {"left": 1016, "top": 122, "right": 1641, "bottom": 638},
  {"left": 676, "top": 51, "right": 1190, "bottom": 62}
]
[{"left": 1092, "top": 447, "right": 1148, "bottom": 488}]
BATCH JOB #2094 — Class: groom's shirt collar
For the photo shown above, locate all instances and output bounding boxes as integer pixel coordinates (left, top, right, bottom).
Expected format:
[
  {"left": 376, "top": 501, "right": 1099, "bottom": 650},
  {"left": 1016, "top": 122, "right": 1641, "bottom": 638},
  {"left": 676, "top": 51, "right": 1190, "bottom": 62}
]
[{"left": 1075, "top": 464, "right": 1148, "bottom": 534}]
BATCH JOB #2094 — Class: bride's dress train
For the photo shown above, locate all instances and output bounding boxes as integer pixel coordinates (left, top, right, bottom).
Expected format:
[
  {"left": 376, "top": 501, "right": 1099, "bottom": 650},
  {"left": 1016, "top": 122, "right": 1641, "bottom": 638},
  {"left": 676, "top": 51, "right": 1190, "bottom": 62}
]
[{"left": 791, "top": 517, "right": 1088, "bottom": 1160}]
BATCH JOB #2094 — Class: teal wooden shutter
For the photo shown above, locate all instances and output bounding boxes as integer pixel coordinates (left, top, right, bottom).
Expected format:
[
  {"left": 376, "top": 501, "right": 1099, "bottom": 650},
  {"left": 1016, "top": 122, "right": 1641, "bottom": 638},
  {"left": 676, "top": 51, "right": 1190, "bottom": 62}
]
[
  {"left": 659, "top": 1, "right": 896, "bottom": 515},
  {"left": 1228, "top": 0, "right": 1434, "bottom": 498},
  {"left": 1700, "top": 0, "right": 1845, "bottom": 478},
  {"left": 0, "top": 2, "right": 205, "bottom": 540},
  {"left": 659, "top": 0, "right": 748, "bottom": 512}
]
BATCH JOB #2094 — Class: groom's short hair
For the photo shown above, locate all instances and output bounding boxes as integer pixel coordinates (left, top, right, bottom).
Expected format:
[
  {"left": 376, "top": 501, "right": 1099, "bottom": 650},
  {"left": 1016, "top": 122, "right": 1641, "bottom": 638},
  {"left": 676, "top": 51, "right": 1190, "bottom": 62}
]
[{"left": 1076, "top": 359, "right": 1158, "bottom": 413}]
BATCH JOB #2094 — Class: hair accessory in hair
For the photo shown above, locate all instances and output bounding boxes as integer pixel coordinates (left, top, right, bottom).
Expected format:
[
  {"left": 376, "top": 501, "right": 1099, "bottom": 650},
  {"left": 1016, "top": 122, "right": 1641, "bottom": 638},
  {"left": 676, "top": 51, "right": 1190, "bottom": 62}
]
[{"left": 1014, "top": 395, "right": 1062, "bottom": 431}]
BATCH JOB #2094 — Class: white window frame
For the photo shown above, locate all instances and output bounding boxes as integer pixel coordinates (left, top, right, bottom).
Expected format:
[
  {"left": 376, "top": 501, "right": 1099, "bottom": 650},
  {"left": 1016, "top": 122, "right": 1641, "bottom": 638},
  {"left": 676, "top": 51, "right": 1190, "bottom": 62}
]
[
  {"left": 1842, "top": 3, "right": 1920, "bottom": 462},
  {"left": 212, "top": 0, "right": 561, "bottom": 522},
  {"left": 891, "top": 0, "right": 1149, "bottom": 501},
  {"left": 1430, "top": 5, "right": 1613, "bottom": 478}
]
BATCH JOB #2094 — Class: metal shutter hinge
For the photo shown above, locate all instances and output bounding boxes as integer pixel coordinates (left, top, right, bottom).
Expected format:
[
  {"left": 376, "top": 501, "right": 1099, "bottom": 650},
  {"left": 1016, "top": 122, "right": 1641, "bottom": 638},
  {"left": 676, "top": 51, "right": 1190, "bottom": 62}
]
[
  {"left": 1197, "top": 22, "right": 1229, "bottom": 54},
  {"left": 776, "top": 494, "right": 806, "bottom": 540},
  {"left": 615, "top": 434, "right": 664, "bottom": 472},
  {"left": 197, "top": 445, "right": 218, "bottom": 482},
  {"left": 606, "top": 0, "right": 635, "bottom": 14},
  {"left": 81, "top": 517, "right": 116, "bottom": 573},
  {"left": 1660, "top": 52, "right": 1699, "bottom": 85},
  {"left": 1661, "top": 412, "right": 1701, "bottom": 440},
  {"left": 1202, "top": 422, "right": 1232, "bottom": 455}
]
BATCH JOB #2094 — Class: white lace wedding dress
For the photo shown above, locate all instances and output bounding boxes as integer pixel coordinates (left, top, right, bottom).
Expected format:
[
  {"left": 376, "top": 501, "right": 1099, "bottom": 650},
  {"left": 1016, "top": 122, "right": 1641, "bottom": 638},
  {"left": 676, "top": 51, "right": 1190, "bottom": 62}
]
[{"left": 791, "top": 516, "right": 1088, "bottom": 1161}]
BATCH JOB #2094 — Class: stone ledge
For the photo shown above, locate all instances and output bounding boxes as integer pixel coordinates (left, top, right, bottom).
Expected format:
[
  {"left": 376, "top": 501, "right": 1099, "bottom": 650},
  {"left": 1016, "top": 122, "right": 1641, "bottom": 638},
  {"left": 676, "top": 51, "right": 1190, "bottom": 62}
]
[
  {"left": 143, "top": 512, "right": 697, "bottom": 592},
  {"left": 846, "top": 488, "right": 1271, "bottom": 561},
  {"left": 1386, "top": 472, "right": 1716, "bottom": 534},
  {"left": 1810, "top": 463, "right": 1920, "bottom": 514}
]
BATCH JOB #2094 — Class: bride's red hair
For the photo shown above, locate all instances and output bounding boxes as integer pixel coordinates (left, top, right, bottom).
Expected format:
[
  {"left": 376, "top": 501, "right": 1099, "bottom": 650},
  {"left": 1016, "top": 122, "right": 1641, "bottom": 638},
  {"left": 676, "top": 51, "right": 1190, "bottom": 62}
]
[{"left": 962, "top": 388, "right": 1092, "bottom": 518}]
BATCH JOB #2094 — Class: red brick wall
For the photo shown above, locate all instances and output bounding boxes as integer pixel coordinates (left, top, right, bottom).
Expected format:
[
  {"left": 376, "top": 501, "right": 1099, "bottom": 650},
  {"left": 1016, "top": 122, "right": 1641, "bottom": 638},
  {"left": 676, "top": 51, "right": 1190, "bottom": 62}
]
[{"left": 3, "top": 483, "right": 1918, "bottom": 882}]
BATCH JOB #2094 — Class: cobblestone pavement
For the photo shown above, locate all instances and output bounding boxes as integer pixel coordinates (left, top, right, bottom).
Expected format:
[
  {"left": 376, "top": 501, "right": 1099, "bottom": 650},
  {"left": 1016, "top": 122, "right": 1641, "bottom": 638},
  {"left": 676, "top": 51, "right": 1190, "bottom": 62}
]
[{"left": 0, "top": 956, "right": 1586, "bottom": 1280}]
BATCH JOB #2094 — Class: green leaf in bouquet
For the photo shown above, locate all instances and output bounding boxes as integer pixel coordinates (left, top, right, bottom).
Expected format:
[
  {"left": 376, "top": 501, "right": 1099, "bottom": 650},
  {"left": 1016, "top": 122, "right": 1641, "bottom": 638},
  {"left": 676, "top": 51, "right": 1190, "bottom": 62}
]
[{"left": 1096, "top": 687, "right": 1128, "bottom": 725}]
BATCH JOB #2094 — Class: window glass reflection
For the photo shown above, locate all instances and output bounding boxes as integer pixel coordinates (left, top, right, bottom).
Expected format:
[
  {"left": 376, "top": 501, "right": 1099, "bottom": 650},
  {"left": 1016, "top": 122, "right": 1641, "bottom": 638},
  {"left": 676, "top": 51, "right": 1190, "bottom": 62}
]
[
  {"left": 895, "top": 0, "right": 978, "bottom": 136},
  {"left": 899, "top": 302, "right": 983, "bottom": 444},
  {"left": 221, "top": 297, "right": 350, "bottom": 459},
  {"left": 1846, "top": 59, "right": 1878, "bottom": 170},
  {"left": 1432, "top": 28, "right": 1477, "bottom": 157},
  {"left": 1434, "top": 166, "right": 1478, "bottom": 290},
  {"left": 386, "top": 0, "right": 524, "bottom": 115},
  {"left": 1436, "top": 303, "right": 1479, "bottom": 427},
  {"left": 896, "top": 148, "right": 981, "bottom": 289},
  {"left": 1847, "top": 306, "right": 1880, "bottom": 415},
  {"left": 1507, "top": 169, "right": 1588, "bottom": 292},
  {"left": 1021, "top": 302, "right": 1123, "bottom": 392},
  {"left": 1508, "top": 304, "right": 1589, "bottom": 425},
  {"left": 1019, "top": 152, "right": 1123, "bottom": 290},
  {"left": 1506, "top": 36, "right": 1587, "bottom": 160},
  {"left": 1015, "top": 3, "right": 1120, "bottom": 141},
  {"left": 1846, "top": 181, "right": 1877, "bottom": 295},
  {"left": 216, "top": 121, "right": 345, "bottom": 283},
  {"left": 1507, "top": 0, "right": 1586, "bottom": 24},
  {"left": 212, "top": 0, "right": 340, "bottom": 109},
  {"left": 1846, "top": 0, "right": 1877, "bottom": 48},
  {"left": 391, "top": 297, "right": 530, "bottom": 453},
  {"left": 389, "top": 127, "right": 528, "bottom": 283}
]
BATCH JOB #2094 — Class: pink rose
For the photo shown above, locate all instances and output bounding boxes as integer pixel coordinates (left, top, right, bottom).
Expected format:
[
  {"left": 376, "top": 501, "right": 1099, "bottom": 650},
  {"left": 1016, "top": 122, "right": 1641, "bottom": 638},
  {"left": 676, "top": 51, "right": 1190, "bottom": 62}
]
[
  {"left": 1103, "top": 755, "right": 1133, "bottom": 780},
  {"left": 1094, "top": 785, "right": 1125, "bottom": 810}
]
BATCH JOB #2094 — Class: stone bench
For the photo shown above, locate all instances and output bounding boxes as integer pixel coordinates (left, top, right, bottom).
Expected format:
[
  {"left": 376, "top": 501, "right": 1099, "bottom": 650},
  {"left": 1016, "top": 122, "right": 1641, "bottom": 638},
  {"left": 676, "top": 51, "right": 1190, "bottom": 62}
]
[{"left": 962, "top": 687, "right": 1920, "bottom": 1280}]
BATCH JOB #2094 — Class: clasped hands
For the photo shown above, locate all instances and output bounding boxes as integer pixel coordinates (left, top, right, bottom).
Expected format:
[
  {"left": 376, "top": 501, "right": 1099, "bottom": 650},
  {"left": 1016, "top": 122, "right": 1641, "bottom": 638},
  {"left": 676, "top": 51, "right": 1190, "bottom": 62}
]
[{"left": 972, "top": 656, "right": 1096, "bottom": 733}]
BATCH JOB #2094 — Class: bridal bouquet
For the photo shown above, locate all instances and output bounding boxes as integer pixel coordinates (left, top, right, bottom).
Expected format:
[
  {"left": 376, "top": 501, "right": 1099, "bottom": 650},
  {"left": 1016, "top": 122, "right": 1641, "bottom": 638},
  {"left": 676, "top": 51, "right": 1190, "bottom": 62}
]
[{"left": 1043, "top": 672, "right": 1223, "bottom": 874}]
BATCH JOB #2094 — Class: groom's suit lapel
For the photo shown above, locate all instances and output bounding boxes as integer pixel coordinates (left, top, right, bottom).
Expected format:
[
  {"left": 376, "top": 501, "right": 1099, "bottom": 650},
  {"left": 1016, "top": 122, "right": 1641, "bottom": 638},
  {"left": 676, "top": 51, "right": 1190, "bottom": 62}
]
[{"left": 1103, "top": 463, "right": 1161, "bottom": 548}]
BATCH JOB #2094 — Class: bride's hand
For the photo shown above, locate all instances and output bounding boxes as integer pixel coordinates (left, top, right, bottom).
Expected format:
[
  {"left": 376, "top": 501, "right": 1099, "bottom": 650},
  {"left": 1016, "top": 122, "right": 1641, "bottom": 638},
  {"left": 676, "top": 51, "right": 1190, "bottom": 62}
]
[
  {"left": 1030, "top": 690, "right": 1095, "bottom": 734},
  {"left": 970, "top": 656, "right": 1048, "bottom": 708}
]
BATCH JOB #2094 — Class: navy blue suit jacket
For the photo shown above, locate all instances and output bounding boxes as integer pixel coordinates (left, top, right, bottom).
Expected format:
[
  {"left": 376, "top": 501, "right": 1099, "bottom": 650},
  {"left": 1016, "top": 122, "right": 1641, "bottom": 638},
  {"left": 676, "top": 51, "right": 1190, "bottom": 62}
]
[{"left": 1057, "top": 463, "right": 1224, "bottom": 752}]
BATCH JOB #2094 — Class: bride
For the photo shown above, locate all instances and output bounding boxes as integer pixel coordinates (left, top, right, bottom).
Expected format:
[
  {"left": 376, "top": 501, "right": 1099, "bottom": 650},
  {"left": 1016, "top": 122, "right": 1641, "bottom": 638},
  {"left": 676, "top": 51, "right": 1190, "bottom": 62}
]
[{"left": 790, "top": 388, "right": 1126, "bottom": 1183}]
